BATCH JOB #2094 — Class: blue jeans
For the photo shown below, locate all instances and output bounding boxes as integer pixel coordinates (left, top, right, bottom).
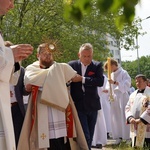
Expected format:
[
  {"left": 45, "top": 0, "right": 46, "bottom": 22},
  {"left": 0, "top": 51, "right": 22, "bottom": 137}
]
[{"left": 78, "top": 110, "right": 98, "bottom": 150}]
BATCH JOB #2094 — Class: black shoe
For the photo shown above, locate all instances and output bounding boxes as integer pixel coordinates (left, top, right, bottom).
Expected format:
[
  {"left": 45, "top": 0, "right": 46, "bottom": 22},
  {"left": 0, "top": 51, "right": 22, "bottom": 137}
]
[
  {"left": 96, "top": 144, "right": 102, "bottom": 148},
  {"left": 107, "top": 133, "right": 111, "bottom": 139}
]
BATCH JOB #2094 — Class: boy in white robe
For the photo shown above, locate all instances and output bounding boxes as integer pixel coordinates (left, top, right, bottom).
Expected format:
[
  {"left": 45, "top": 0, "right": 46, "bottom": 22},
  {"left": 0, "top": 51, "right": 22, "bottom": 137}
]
[
  {"left": 98, "top": 75, "right": 112, "bottom": 138},
  {"left": 92, "top": 75, "right": 111, "bottom": 148},
  {"left": 104, "top": 58, "right": 131, "bottom": 143}
]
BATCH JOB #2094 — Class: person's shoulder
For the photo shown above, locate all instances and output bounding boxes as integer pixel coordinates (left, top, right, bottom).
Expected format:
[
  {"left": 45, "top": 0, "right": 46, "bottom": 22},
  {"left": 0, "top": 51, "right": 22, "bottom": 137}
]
[
  {"left": 20, "top": 66, "right": 25, "bottom": 74},
  {"left": 92, "top": 60, "right": 103, "bottom": 66},
  {"left": 121, "top": 67, "right": 130, "bottom": 75},
  {"left": 145, "top": 86, "right": 150, "bottom": 94},
  {"left": 129, "top": 90, "right": 137, "bottom": 98},
  {"left": 58, "top": 62, "right": 70, "bottom": 67},
  {"left": 131, "top": 87, "right": 135, "bottom": 91},
  {"left": 68, "top": 60, "right": 78, "bottom": 65},
  {"left": 26, "top": 61, "right": 39, "bottom": 69},
  {"left": 20, "top": 66, "right": 25, "bottom": 70},
  {"left": 121, "top": 67, "right": 128, "bottom": 72}
]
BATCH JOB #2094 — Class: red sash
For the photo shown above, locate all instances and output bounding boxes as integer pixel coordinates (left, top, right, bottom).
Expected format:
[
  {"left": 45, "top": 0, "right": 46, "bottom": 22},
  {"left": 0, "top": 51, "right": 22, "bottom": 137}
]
[
  {"left": 30, "top": 85, "right": 39, "bottom": 133},
  {"left": 30, "top": 85, "right": 74, "bottom": 138},
  {"left": 66, "top": 104, "right": 74, "bottom": 137}
]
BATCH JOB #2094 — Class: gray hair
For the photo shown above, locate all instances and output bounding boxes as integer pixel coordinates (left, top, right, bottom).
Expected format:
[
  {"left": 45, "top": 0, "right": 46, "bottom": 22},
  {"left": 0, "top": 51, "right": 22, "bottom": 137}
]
[{"left": 79, "top": 43, "right": 93, "bottom": 53}]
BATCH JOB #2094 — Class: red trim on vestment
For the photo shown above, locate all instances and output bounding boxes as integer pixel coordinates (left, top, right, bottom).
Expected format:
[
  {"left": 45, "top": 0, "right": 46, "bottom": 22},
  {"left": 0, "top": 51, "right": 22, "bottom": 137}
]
[
  {"left": 30, "top": 85, "right": 39, "bottom": 133},
  {"left": 66, "top": 104, "right": 74, "bottom": 137}
]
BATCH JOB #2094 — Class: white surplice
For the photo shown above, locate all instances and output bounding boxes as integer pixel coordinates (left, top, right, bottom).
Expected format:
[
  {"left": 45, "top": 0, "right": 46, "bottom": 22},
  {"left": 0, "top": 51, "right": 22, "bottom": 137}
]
[
  {"left": 0, "top": 35, "right": 16, "bottom": 150},
  {"left": 106, "top": 67, "right": 131, "bottom": 140},
  {"left": 99, "top": 75, "right": 112, "bottom": 133},
  {"left": 92, "top": 110, "right": 107, "bottom": 146}
]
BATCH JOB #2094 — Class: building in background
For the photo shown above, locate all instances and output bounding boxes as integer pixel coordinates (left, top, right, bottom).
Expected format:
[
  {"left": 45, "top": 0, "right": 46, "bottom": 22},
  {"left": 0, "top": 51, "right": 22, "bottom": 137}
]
[{"left": 106, "top": 34, "right": 121, "bottom": 64}]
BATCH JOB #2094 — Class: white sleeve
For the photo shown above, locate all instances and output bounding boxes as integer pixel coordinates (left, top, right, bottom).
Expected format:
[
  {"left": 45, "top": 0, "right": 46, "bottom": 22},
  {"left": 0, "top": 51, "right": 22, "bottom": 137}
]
[
  {"left": 0, "top": 36, "right": 14, "bottom": 83},
  {"left": 63, "top": 63, "right": 77, "bottom": 82},
  {"left": 115, "top": 70, "right": 131, "bottom": 93},
  {"left": 140, "top": 105, "right": 150, "bottom": 124},
  {"left": 9, "top": 68, "right": 20, "bottom": 85},
  {"left": 125, "top": 95, "right": 134, "bottom": 119}
]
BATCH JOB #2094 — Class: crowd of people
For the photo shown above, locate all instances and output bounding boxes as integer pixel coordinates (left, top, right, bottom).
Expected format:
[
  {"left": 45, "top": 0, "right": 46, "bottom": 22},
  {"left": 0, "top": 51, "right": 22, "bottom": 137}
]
[{"left": 1, "top": 1, "right": 150, "bottom": 150}]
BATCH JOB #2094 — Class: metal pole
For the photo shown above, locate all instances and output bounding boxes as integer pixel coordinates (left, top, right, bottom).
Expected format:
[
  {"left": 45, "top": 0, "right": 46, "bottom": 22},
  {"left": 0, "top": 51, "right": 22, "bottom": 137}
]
[
  {"left": 136, "top": 33, "right": 140, "bottom": 74},
  {"left": 136, "top": 15, "right": 150, "bottom": 74}
]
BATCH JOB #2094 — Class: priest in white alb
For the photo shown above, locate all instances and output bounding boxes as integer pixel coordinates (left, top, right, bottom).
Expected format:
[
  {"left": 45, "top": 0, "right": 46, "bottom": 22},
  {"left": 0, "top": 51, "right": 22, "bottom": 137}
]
[
  {"left": 125, "top": 74, "right": 150, "bottom": 148},
  {"left": 17, "top": 42, "right": 88, "bottom": 150}
]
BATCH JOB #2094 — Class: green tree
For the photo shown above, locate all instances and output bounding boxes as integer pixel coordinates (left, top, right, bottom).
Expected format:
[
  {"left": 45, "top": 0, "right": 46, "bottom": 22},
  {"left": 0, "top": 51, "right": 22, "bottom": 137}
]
[
  {"left": 122, "top": 56, "right": 150, "bottom": 88},
  {"left": 0, "top": 0, "right": 143, "bottom": 67},
  {"left": 64, "top": 0, "right": 140, "bottom": 28}
]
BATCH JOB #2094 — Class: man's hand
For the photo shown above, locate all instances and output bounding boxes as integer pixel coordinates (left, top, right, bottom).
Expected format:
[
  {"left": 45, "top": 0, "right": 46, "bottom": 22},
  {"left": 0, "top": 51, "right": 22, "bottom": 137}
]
[
  {"left": 108, "top": 79, "right": 119, "bottom": 85},
  {"left": 103, "top": 89, "right": 108, "bottom": 93},
  {"left": 108, "top": 79, "right": 114, "bottom": 84},
  {"left": 135, "top": 119, "right": 141, "bottom": 124},
  {"left": 71, "top": 74, "right": 83, "bottom": 82},
  {"left": 10, "top": 91, "right": 13, "bottom": 97},
  {"left": 11, "top": 44, "right": 33, "bottom": 62},
  {"left": 129, "top": 117, "right": 136, "bottom": 124},
  {"left": 25, "top": 84, "right": 32, "bottom": 92},
  {"left": 129, "top": 117, "right": 141, "bottom": 124}
]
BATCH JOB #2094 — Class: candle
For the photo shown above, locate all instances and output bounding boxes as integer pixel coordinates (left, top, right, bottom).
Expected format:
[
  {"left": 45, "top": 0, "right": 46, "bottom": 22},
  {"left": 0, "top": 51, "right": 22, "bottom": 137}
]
[{"left": 107, "top": 57, "right": 111, "bottom": 80}]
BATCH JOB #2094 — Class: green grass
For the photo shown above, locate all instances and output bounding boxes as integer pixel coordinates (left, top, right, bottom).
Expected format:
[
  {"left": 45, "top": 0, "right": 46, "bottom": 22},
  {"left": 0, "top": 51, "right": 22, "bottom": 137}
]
[{"left": 104, "top": 140, "right": 150, "bottom": 150}]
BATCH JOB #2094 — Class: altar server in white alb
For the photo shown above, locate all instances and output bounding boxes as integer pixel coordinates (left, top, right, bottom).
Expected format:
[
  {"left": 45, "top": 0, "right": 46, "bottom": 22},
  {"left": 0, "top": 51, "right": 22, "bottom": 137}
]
[
  {"left": 0, "top": 1, "right": 33, "bottom": 150},
  {"left": 18, "top": 42, "right": 88, "bottom": 150},
  {"left": 104, "top": 58, "right": 131, "bottom": 143},
  {"left": 125, "top": 74, "right": 150, "bottom": 148},
  {"left": 92, "top": 74, "right": 111, "bottom": 148},
  {"left": 98, "top": 74, "right": 112, "bottom": 138}
]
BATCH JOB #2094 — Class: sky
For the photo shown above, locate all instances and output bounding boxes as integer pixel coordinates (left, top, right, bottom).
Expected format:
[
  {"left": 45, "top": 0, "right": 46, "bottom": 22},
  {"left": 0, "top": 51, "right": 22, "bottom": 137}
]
[{"left": 121, "top": 0, "right": 150, "bottom": 61}]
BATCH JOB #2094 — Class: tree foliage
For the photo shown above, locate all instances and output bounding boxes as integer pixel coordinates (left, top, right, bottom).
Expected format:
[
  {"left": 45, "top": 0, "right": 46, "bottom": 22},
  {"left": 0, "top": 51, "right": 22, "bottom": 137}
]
[
  {"left": 0, "top": 0, "right": 143, "bottom": 67},
  {"left": 64, "top": 0, "right": 141, "bottom": 29},
  {"left": 122, "top": 56, "right": 150, "bottom": 88}
]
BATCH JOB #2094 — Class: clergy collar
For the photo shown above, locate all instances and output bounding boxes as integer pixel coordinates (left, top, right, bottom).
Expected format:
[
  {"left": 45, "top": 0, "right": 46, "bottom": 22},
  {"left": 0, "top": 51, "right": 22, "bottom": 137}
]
[
  {"left": 40, "top": 65, "right": 49, "bottom": 69},
  {"left": 137, "top": 89, "right": 145, "bottom": 93}
]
